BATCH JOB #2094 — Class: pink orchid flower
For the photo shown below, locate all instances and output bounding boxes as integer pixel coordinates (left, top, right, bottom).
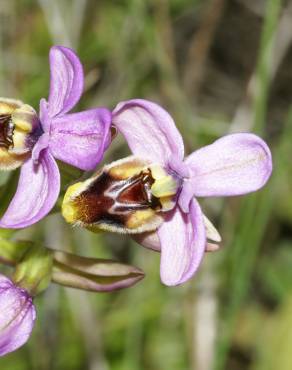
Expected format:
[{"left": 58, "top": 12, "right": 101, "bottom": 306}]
[
  {"left": 0, "top": 46, "right": 111, "bottom": 228},
  {"left": 62, "top": 99, "right": 272, "bottom": 286},
  {"left": 112, "top": 99, "right": 273, "bottom": 285}
]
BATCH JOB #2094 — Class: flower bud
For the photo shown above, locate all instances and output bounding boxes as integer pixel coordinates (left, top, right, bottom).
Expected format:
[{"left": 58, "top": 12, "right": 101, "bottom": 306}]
[
  {"left": 0, "top": 239, "right": 144, "bottom": 293},
  {"left": 0, "top": 98, "right": 40, "bottom": 170},
  {"left": 13, "top": 244, "right": 53, "bottom": 297},
  {"left": 0, "top": 274, "right": 36, "bottom": 356},
  {"left": 52, "top": 250, "right": 144, "bottom": 292}
]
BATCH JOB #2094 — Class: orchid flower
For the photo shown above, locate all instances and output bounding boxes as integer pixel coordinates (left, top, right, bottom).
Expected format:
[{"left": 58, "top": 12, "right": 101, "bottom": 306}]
[
  {"left": 0, "top": 274, "right": 36, "bottom": 356},
  {"left": 62, "top": 99, "right": 272, "bottom": 286},
  {"left": 0, "top": 46, "right": 111, "bottom": 229}
]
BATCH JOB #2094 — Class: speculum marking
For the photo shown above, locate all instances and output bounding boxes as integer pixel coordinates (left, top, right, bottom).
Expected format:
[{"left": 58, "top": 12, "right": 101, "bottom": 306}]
[
  {"left": 74, "top": 169, "right": 161, "bottom": 229},
  {"left": 0, "top": 114, "right": 14, "bottom": 149}
]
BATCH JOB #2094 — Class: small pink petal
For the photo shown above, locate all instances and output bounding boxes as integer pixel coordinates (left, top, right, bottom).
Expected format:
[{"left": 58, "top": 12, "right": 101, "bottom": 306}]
[{"left": 158, "top": 198, "right": 206, "bottom": 286}]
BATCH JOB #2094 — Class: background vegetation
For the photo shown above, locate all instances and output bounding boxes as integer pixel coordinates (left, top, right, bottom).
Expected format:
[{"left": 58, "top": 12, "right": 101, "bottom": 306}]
[{"left": 0, "top": 0, "right": 291, "bottom": 369}]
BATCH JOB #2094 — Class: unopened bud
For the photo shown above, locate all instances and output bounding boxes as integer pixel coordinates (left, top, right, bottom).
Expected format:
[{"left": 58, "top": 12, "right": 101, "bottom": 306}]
[
  {"left": 13, "top": 244, "right": 53, "bottom": 296},
  {"left": 52, "top": 250, "right": 144, "bottom": 292}
]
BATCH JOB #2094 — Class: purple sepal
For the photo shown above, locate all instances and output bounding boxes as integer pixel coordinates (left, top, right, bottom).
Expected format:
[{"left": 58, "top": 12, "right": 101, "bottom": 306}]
[
  {"left": 49, "top": 107, "right": 112, "bottom": 171},
  {"left": 47, "top": 45, "right": 84, "bottom": 119}
]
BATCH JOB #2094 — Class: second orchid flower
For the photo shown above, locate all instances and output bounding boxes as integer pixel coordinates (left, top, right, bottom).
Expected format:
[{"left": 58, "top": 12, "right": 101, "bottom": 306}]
[{"left": 0, "top": 46, "right": 111, "bottom": 229}]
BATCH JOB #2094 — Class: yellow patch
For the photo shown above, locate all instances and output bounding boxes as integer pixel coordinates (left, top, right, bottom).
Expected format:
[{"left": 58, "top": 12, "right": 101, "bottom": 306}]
[
  {"left": 127, "top": 209, "right": 159, "bottom": 230},
  {"left": 150, "top": 163, "right": 178, "bottom": 198},
  {"left": 0, "top": 149, "right": 29, "bottom": 171},
  {"left": 108, "top": 156, "right": 149, "bottom": 179},
  {"left": 159, "top": 196, "right": 176, "bottom": 212},
  {"left": 12, "top": 104, "right": 37, "bottom": 132},
  {"left": 0, "top": 98, "right": 22, "bottom": 115},
  {"left": 10, "top": 131, "right": 28, "bottom": 153},
  {"left": 150, "top": 164, "right": 166, "bottom": 179},
  {"left": 151, "top": 176, "right": 178, "bottom": 198},
  {"left": 62, "top": 182, "right": 84, "bottom": 223}
]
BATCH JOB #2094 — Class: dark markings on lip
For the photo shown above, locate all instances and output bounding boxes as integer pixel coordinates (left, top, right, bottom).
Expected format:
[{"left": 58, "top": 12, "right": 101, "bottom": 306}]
[
  {"left": 0, "top": 114, "right": 14, "bottom": 149},
  {"left": 73, "top": 169, "right": 161, "bottom": 229}
]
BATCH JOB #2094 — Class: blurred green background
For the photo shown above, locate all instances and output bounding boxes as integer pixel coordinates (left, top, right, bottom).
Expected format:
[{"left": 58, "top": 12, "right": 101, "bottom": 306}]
[{"left": 0, "top": 0, "right": 292, "bottom": 369}]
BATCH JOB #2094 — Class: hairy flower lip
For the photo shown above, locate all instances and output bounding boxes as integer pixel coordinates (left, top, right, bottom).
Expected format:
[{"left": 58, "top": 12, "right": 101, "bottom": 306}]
[{"left": 62, "top": 156, "right": 165, "bottom": 234}]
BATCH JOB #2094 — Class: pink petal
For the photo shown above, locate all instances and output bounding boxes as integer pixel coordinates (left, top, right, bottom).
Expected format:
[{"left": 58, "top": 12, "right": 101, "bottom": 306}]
[
  {"left": 49, "top": 108, "right": 112, "bottom": 171},
  {"left": 133, "top": 215, "right": 220, "bottom": 253},
  {"left": 112, "top": 99, "right": 184, "bottom": 166},
  {"left": 158, "top": 198, "right": 206, "bottom": 286},
  {"left": 180, "top": 133, "right": 272, "bottom": 209},
  {"left": 31, "top": 133, "right": 50, "bottom": 163},
  {"left": 0, "top": 275, "right": 36, "bottom": 356},
  {"left": 47, "top": 46, "right": 84, "bottom": 118},
  {"left": 0, "top": 151, "right": 60, "bottom": 228}
]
